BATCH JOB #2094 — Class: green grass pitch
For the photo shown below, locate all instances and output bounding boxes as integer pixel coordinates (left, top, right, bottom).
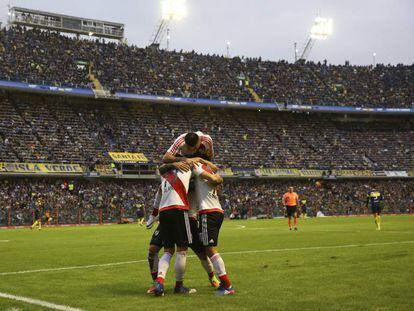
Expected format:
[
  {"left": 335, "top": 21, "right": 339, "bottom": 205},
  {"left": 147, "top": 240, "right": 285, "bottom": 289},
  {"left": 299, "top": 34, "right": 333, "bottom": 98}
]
[{"left": 1, "top": 216, "right": 413, "bottom": 310}]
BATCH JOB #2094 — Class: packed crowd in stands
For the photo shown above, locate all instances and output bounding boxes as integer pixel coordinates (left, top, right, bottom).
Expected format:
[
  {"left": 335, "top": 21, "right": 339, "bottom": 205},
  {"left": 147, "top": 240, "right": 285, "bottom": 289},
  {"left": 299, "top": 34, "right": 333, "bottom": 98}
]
[
  {"left": 0, "top": 26, "right": 413, "bottom": 227},
  {"left": 0, "top": 178, "right": 158, "bottom": 226},
  {"left": 0, "top": 26, "right": 413, "bottom": 108},
  {"left": 0, "top": 93, "right": 413, "bottom": 169},
  {"left": 221, "top": 179, "right": 414, "bottom": 217},
  {"left": 1, "top": 178, "right": 413, "bottom": 226}
]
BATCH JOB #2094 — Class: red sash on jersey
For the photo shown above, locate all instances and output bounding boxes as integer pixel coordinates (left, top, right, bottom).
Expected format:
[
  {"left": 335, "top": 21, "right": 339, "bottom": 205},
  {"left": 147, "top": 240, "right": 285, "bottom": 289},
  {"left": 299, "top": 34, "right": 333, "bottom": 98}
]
[
  {"left": 201, "top": 163, "right": 214, "bottom": 174},
  {"left": 162, "top": 171, "right": 189, "bottom": 211}
]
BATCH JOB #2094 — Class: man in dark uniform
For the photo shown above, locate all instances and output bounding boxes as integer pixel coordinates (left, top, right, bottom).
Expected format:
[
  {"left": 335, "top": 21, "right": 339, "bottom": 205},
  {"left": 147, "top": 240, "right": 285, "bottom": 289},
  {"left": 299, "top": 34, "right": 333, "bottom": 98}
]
[
  {"left": 366, "top": 189, "right": 384, "bottom": 230},
  {"left": 31, "top": 207, "right": 42, "bottom": 230},
  {"left": 136, "top": 204, "right": 145, "bottom": 226},
  {"left": 300, "top": 199, "right": 308, "bottom": 219}
]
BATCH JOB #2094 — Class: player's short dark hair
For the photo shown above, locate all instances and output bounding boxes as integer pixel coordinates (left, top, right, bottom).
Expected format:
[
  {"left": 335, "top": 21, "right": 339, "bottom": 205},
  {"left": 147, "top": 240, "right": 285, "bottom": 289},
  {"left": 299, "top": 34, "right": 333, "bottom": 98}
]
[{"left": 185, "top": 132, "right": 199, "bottom": 147}]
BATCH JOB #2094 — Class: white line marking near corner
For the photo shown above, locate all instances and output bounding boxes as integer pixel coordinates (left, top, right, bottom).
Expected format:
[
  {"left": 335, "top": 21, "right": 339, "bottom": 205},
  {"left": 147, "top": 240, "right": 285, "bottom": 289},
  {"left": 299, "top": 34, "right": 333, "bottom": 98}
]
[
  {"left": 0, "top": 240, "right": 413, "bottom": 277},
  {"left": 0, "top": 240, "right": 10, "bottom": 242},
  {"left": 0, "top": 292, "right": 85, "bottom": 311}
]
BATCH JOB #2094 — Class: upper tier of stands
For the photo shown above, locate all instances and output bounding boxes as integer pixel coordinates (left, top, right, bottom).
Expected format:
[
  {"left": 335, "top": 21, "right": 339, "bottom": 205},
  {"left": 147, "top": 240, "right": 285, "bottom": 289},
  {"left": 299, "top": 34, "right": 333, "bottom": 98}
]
[{"left": 1, "top": 26, "right": 413, "bottom": 108}]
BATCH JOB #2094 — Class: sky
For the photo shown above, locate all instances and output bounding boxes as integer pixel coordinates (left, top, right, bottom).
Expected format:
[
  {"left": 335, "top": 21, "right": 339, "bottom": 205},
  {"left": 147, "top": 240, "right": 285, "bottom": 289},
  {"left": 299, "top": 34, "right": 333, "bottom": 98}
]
[{"left": 1, "top": 0, "right": 413, "bottom": 65}]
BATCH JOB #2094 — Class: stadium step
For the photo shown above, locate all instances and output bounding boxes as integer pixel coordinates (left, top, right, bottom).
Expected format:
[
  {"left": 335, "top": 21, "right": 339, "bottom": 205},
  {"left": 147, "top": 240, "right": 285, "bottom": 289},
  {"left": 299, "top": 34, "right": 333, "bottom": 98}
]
[
  {"left": 87, "top": 73, "right": 104, "bottom": 91},
  {"left": 246, "top": 86, "right": 262, "bottom": 102},
  {"left": 87, "top": 71, "right": 115, "bottom": 98}
]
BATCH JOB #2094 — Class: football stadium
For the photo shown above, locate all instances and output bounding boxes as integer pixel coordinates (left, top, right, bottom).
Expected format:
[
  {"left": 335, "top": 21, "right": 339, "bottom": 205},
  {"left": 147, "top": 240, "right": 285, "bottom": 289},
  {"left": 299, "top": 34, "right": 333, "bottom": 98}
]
[{"left": 0, "top": 1, "right": 413, "bottom": 310}]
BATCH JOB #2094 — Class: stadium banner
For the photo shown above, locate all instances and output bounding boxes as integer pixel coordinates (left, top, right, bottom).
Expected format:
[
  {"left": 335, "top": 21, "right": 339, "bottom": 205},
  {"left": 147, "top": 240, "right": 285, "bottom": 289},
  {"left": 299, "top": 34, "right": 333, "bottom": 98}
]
[
  {"left": 255, "top": 168, "right": 300, "bottom": 177},
  {"left": 108, "top": 152, "right": 148, "bottom": 163},
  {"left": 0, "top": 162, "right": 83, "bottom": 174},
  {"left": 117, "top": 92, "right": 414, "bottom": 113},
  {"left": 299, "top": 169, "right": 323, "bottom": 177},
  {"left": 372, "top": 171, "right": 387, "bottom": 177},
  {"left": 217, "top": 168, "right": 234, "bottom": 177},
  {"left": 1, "top": 79, "right": 414, "bottom": 115},
  {"left": 333, "top": 170, "right": 373, "bottom": 177},
  {"left": 232, "top": 167, "right": 255, "bottom": 176},
  {"left": 0, "top": 80, "right": 94, "bottom": 96},
  {"left": 287, "top": 103, "right": 414, "bottom": 114},
  {"left": 384, "top": 171, "right": 408, "bottom": 177},
  {"left": 118, "top": 92, "right": 278, "bottom": 110}
]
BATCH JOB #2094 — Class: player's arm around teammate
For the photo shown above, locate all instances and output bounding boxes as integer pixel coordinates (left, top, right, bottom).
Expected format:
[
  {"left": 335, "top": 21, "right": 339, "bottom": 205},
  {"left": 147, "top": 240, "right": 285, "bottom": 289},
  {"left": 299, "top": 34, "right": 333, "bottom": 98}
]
[{"left": 146, "top": 164, "right": 220, "bottom": 293}]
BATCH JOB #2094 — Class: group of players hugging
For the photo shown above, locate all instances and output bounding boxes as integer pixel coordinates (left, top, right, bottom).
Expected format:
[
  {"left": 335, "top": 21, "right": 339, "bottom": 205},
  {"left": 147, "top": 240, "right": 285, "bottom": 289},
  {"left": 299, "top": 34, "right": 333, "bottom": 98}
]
[{"left": 144, "top": 131, "right": 235, "bottom": 297}]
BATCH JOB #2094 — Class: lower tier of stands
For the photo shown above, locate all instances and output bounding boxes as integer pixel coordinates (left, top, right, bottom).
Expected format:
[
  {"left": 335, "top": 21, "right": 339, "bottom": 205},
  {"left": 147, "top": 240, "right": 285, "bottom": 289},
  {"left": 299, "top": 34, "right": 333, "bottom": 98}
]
[
  {"left": 1, "top": 178, "right": 413, "bottom": 227},
  {"left": 1, "top": 93, "right": 413, "bottom": 170}
]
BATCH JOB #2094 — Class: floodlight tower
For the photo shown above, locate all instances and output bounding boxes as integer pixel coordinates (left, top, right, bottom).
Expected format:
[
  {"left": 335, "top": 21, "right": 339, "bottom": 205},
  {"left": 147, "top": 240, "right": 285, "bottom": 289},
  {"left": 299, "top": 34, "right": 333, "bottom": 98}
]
[
  {"left": 226, "top": 41, "right": 231, "bottom": 58},
  {"left": 6, "top": 1, "right": 12, "bottom": 27},
  {"left": 298, "top": 17, "right": 333, "bottom": 61},
  {"left": 149, "top": 0, "right": 187, "bottom": 47}
]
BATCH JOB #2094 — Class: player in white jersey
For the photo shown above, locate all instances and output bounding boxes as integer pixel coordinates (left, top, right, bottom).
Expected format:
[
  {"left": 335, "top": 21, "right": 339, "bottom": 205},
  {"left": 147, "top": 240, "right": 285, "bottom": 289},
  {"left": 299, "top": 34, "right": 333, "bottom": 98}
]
[
  {"left": 145, "top": 183, "right": 220, "bottom": 294},
  {"left": 162, "top": 132, "right": 214, "bottom": 166},
  {"left": 187, "top": 187, "right": 220, "bottom": 287},
  {"left": 153, "top": 162, "right": 222, "bottom": 297},
  {"left": 153, "top": 163, "right": 192, "bottom": 296},
  {"left": 193, "top": 163, "right": 236, "bottom": 296}
]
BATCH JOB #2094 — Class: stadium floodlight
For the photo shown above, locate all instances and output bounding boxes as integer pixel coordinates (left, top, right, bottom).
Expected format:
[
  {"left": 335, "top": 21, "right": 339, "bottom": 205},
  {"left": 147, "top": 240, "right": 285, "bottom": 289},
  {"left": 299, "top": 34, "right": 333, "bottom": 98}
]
[
  {"left": 310, "top": 17, "right": 333, "bottom": 40},
  {"left": 150, "top": 0, "right": 187, "bottom": 47},
  {"left": 161, "top": 0, "right": 187, "bottom": 21},
  {"left": 297, "top": 16, "right": 333, "bottom": 61}
]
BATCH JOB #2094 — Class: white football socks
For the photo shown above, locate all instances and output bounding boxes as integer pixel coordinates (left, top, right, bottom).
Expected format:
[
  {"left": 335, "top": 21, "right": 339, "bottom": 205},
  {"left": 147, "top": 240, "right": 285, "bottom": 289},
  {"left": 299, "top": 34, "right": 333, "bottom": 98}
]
[
  {"left": 174, "top": 251, "right": 187, "bottom": 282},
  {"left": 157, "top": 252, "right": 172, "bottom": 279},
  {"left": 210, "top": 253, "right": 227, "bottom": 276}
]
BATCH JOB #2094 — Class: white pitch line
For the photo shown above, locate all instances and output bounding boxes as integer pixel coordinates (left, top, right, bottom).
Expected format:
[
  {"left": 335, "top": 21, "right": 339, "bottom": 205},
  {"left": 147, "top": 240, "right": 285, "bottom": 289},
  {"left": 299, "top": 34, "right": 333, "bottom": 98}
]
[
  {"left": 0, "top": 259, "right": 147, "bottom": 276},
  {"left": 221, "top": 240, "right": 414, "bottom": 256},
  {"left": 0, "top": 240, "right": 10, "bottom": 242},
  {"left": 0, "top": 240, "right": 413, "bottom": 277},
  {"left": 0, "top": 292, "right": 85, "bottom": 311}
]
